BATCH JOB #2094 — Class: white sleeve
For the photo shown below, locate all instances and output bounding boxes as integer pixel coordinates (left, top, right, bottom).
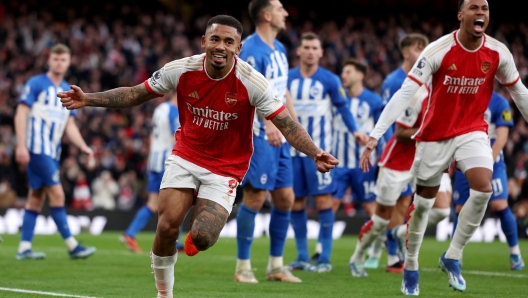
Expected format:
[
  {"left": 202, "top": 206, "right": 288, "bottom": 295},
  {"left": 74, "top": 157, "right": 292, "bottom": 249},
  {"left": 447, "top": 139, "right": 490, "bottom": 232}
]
[
  {"left": 395, "top": 85, "right": 427, "bottom": 127},
  {"left": 144, "top": 60, "right": 184, "bottom": 96},
  {"left": 496, "top": 47, "right": 521, "bottom": 87},
  {"left": 251, "top": 85, "right": 285, "bottom": 120},
  {"left": 506, "top": 80, "right": 528, "bottom": 122},
  {"left": 370, "top": 78, "right": 421, "bottom": 140}
]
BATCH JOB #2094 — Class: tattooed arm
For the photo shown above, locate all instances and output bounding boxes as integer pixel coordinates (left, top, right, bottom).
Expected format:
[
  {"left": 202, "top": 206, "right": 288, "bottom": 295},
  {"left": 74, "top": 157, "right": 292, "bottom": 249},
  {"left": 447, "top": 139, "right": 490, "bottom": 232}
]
[
  {"left": 58, "top": 83, "right": 158, "bottom": 110},
  {"left": 270, "top": 109, "right": 339, "bottom": 173}
]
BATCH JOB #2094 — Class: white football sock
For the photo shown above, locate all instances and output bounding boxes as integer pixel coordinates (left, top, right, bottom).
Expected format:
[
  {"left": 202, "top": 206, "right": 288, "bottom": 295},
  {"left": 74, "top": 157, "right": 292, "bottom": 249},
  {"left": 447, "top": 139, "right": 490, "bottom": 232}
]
[
  {"left": 18, "top": 241, "right": 32, "bottom": 254},
  {"left": 236, "top": 259, "right": 252, "bottom": 271},
  {"left": 65, "top": 237, "right": 79, "bottom": 251},
  {"left": 315, "top": 242, "right": 322, "bottom": 254},
  {"left": 368, "top": 232, "right": 386, "bottom": 259},
  {"left": 396, "top": 224, "right": 406, "bottom": 239},
  {"left": 350, "top": 215, "right": 389, "bottom": 263},
  {"left": 404, "top": 194, "right": 435, "bottom": 271},
  {"left": 446, "top": 189, "right": 491, "bottom": 260},
  {"left": 427, "top": 208, "right": 451, "bottom": 227},
  {"left": 151, "top": 251, "right": 177, "bottom": 298},
  {"left": 510, "top": 245, "right": 521, "bottom": 255},
  {"left": 268, "top": 256, "right": 283, "bottom": 271}
]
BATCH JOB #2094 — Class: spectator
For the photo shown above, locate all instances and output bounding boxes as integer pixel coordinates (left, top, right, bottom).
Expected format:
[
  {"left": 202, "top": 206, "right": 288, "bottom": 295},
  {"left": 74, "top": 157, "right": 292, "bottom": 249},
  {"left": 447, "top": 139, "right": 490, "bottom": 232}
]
[
  {"left": 91, "top": 170, "right": 118, "bottom": 210},
  {"left": 72, "top": 171, "right": 93, "bottom": 211}
]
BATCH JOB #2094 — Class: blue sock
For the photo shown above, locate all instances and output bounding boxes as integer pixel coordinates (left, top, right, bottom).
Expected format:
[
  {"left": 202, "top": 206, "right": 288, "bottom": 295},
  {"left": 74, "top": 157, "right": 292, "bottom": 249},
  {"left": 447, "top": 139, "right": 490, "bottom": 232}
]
[
  {"left": 269, "top": 207, "right": 290, "bottom": 257},
  {"left": 496, "top": 207, "right": 519, "bottom": 248},
  {"left": 125, "top": 206, "right": 154, "bottom": 238},
  {"left": 21, "top": 209, "right": 39, "bottom": 242},
  {"left": 290, "top": 209, "right": 309, "bottom": 262},
  {"left": 386, "top": 229, "right": 398, "bottom": 257},
  {"left": 236, "top": 204, "right": 257, "bottom": 260},
  {"left": 50, "top": 207, "right": 72, "bottom": 239},
  {"left": 318, "top": 208, "right": 334, "bottom": 263},
  {"left": 176, "top": 226, "right": 184, "bottom": 249},
  {"left": 452, "top": 212, "right": 459, "bottom": 237}
]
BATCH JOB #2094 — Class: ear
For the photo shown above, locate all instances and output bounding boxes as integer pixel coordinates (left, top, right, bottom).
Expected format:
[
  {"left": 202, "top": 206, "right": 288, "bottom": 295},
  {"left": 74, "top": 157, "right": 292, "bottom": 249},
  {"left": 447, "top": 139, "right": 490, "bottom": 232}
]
[
  {"left": 402, "top": 48, "right": 410, "bottom": 60},
  {"left": 201, "top": 35, "right": 206, "bottom": 49},
  {"left": 296, "top": 46, "right": 301, "bottom": 56},
  {"left": 236, "top": 43, "right": 242, "bottom": 55},
  {"left": 318, "top": 48, "right": 324, "bottom": 59},
  {"left": 262, "top": 9, "right": 272, "bottom": 23},
  {"left": 457, "top": 11, "right": 462, "bottom": 21}
]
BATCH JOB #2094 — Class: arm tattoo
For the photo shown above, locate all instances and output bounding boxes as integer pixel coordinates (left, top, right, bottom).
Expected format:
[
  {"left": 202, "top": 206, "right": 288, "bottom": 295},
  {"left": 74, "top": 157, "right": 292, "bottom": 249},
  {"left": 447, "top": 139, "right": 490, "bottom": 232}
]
[
  {"left": 273, "top": 113, "right": 319, "bottom": 159},
  {"left": 189, "top": 199, "right": 229, "bottom": 251},
  {"left": 85, "top": 85, "right": 155, "bottom": 108}
]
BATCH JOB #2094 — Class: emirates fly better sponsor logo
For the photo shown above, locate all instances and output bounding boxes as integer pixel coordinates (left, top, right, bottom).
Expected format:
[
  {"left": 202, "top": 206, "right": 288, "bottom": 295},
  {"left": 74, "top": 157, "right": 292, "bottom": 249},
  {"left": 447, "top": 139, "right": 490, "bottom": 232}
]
[
  {"left": 443, "top": 75, "right": 486, "bottom": 94},
  {"left": 187, "top": 103, "right": 238, "bottom": 131}
]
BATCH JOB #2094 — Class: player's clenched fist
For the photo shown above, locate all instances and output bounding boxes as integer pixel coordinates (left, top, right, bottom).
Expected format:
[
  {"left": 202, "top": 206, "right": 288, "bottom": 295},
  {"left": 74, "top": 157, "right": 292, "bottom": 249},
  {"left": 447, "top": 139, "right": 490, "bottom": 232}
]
[
  {"left": 314, "top": 149, "right": 339, "bottom": 173},
  {"left": 359, "top": 137, "right": 378, "bottom": 173},
  {"left": 57, "top": 85, "right": 87, "bottom": 110}
]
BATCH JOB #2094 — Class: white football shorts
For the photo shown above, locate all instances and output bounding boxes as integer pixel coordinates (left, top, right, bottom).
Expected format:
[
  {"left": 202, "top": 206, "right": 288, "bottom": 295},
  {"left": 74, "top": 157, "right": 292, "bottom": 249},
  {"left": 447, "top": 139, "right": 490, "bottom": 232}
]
[
  {"left": 412, "top": 131, "right": 493, "bottom": 187},
  {"left": 438, "top": 173, "right": 452, "bottom": 193},
  {"left": 160, "top": 155, "right": 238, "bottom": 213},
  {"left": 375, "top": 167, "right": 415, "bottom": 206}
]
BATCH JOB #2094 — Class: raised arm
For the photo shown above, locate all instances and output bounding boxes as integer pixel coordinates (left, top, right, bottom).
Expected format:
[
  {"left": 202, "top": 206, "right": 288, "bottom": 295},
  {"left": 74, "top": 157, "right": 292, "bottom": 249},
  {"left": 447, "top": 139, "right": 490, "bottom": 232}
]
[
  {"left": 270, "top": 109, "right": 338, "bottom": 172},
  {"left": 59, "top": 83, "right": 158, "bottom": 110}
]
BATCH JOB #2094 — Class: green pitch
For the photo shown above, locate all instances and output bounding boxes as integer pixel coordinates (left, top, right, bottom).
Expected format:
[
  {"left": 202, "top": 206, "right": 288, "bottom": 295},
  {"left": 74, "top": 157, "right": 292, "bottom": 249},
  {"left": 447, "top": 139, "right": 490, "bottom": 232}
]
[{"left": 0, "top": 233, "right": 527, "bottom": 297}]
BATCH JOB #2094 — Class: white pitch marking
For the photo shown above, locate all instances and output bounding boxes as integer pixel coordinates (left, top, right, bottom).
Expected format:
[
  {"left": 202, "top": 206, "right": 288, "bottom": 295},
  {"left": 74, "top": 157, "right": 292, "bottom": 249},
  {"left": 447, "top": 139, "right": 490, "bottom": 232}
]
[
  {"left": 0, "top": 287, "right": 98, "bottom": 297},
  {"left": 422, "top": 267, "right": 528, "bottom": 278}
]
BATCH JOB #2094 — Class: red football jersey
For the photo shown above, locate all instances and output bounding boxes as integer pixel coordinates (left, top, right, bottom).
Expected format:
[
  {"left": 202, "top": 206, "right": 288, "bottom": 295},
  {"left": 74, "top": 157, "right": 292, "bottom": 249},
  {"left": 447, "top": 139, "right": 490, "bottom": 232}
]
[
  {"left": 145, "top": 54, "right": 285, "bottom": 181},
  {"left": 407, "top": 31, "right": 519, "bottom": 142},
  {"left": 378, "top": 86, "right": 427, "bottom": 171}
]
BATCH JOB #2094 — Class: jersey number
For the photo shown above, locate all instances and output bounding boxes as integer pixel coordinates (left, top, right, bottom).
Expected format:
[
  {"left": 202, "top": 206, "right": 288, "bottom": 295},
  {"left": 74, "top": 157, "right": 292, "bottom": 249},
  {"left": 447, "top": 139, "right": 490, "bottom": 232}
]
[
  {"left": 491, "top": 178, "right": 503, "bottom": 196},
  {"left": 363, "top": 181, "right": 376, "bottom": 197}
]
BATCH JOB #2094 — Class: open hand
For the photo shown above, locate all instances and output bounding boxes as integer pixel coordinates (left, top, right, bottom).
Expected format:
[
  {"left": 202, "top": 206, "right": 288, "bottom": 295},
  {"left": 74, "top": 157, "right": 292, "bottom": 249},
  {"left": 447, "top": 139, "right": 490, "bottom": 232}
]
[
  {"left": 58, "top": 85, "right": 88, "bottom": 110},
  {"left": 266, "top": 124, "right": 283, "bottom": 147},
  {"left": 354, "top": 131, "right": 369, "bottom": 146},
  {"left": 314, "top": 150, "right": 339, "bottom": 173},
  {"left": 359, "top": 137, "right": 378, "bottom": 172}
]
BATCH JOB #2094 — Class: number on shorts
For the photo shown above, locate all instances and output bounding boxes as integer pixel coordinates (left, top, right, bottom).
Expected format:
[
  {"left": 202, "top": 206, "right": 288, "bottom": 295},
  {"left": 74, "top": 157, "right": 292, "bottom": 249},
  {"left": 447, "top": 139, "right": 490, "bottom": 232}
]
[
  {"left": 491, "top": 178, "right": 503, "bottom": 195},
  {"left": 317, "top": 172, "right": 333, "bottom": 186},
  {"left": 363, "top": 181, "right": 376, "bottom": 197}
]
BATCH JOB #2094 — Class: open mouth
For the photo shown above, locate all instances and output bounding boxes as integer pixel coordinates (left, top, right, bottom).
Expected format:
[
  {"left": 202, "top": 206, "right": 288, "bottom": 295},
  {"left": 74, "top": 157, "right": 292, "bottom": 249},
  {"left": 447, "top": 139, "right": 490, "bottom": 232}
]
[
  {"left": 212, "top": 54, "right": 226, "bottom": 63},
  {"left": 474, "top": 19, "right": 485, "bottom": 33}
]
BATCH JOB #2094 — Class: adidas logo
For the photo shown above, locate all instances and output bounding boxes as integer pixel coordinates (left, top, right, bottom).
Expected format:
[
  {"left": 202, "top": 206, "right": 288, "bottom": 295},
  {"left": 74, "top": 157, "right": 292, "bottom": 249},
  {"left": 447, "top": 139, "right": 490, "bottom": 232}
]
[
  {"left": 188, "top": 91, "right": 199, "bottom": 99},
  {"left": 448, "top": 64, "right": 457, "bottom": 71}
]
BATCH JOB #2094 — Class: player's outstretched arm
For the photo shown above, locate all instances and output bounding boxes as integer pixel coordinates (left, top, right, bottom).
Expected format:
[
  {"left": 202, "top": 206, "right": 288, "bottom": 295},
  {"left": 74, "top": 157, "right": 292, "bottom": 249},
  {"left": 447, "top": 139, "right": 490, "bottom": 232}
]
[
  {"left": 270, "top": 109, "right": 338, "bottom": 173},
  {"left": 58, "top": 83, "right": 158, "bottom": 110}
]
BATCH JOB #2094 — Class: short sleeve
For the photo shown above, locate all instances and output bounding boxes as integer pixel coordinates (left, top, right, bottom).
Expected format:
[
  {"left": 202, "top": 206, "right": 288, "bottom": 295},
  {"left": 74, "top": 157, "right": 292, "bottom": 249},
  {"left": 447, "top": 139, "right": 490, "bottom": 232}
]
[
  {"left": 144, "top": 60, "right": 184, "bottom": 96},
  {"left": 251, "top": 85, "right": 285, "bottom": 120},
  {"left": 395, "top": 86, "right": 427, "bottom": 128},
  {"left": 496, "top": 49, "right": 520, "bottom": 87},
  {"left": 18, "top": 78, "right": 39, "bottom": 107},
  {"left": 494, "top": 95, "right": 514, "bottom": 127}
]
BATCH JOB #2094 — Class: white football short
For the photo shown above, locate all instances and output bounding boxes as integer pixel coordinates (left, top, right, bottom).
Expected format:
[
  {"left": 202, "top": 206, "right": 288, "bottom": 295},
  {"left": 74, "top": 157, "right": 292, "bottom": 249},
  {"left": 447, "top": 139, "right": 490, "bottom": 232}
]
[
  {"left": 375, "top": 167, "right": 415, "bottom": 206},
  {"left": 412, "top": 131, "right": 493, "bottom": 187},
  {"left": 438, "top": 173, "right": 452, "bottom": 193},
  {"left": 160, "top": 155, "right": 238, "bottom": 213}
]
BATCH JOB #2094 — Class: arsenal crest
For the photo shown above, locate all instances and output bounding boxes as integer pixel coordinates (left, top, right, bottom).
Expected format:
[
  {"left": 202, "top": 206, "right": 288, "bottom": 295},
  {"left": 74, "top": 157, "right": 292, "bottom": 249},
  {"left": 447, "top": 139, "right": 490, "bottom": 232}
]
[
  {"left": 481, "top": 61, "right": 492, "bottom": 74},
  {"left": 225, "top": 92, "right": 238, "bottom": 107}
]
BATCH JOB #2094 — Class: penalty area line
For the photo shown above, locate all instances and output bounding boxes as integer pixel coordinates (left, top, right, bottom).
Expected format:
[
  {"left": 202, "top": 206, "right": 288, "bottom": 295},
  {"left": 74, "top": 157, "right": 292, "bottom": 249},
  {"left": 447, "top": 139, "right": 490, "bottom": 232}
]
[
  {"left": 422, "top": 267, "right": 528, "bottom": 278},
  {"left": 0, "top": 287, "right": 98, "bottom": 298}
]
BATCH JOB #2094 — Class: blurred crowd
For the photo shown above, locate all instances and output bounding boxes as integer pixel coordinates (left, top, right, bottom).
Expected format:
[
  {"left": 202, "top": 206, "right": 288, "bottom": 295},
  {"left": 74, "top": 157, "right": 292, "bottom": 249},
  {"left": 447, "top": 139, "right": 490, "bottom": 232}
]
[{"left": 1, "top": 1, "right": 528, "bottom": 230}]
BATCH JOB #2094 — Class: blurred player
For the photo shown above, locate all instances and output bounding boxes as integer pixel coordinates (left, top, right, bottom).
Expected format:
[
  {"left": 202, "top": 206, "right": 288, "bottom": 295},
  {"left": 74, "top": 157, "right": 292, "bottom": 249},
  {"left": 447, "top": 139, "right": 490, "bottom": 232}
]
[
  {"left": 452, "top": 90, "right": 524, "bottom": 270},
  {"left": 14, "top": 43, "right": 96, "bottom": 260},
  {"left": 286, "top": 33, "right": 367, "bottom": 273},
  {"left": 59, "top": 15, "right": 338, "bottom": 298},
  {"left": 120, "top": 91, "right": 180, "bottom": 253},
  {"left": 380, "top": 33, "right": 429, "bottom": 271},
  {"left": 360, "top": 0, "right": 528, "bottom": 294},
  {"left": 331, "top": 58, "right": 390, "bottom": 269},
  {"left": 234, "top": 0, "right": 301, "bottom": 283}
]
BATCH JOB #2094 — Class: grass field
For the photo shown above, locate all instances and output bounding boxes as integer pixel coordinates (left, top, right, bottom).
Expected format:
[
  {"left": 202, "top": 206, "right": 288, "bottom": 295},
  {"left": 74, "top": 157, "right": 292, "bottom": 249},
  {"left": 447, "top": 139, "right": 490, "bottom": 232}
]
[{"left": 0, "top": 233, "right": 527, "bottom": 297}]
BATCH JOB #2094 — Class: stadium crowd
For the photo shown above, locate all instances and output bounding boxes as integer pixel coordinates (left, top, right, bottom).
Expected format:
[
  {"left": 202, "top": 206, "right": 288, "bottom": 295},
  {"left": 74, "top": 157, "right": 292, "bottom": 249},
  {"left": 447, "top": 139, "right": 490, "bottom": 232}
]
[{"left": 1, "top": 1, "right": 528, "bottom": 232}]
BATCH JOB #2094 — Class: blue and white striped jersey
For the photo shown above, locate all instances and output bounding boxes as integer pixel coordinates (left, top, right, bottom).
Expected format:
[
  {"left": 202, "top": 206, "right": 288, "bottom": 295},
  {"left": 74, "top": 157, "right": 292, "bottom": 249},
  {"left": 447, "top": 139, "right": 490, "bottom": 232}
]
[
  {"left": 239, "top": 33, "right": 289, "bottom": 137},
  {"left": 147, "top": 101, "right": 180, "bottom": 173},
  {"left": 288, "top": 66, "right": 348, "bottom": 157},
  {"left": 333, "top": 89, "right": 385, "bottom": 169},
  {"left": 486, "top": 91, "right": 513, "bottom": 165},
  {"left": 18, "top": 74, "right": 75, "bottom": 160}
]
